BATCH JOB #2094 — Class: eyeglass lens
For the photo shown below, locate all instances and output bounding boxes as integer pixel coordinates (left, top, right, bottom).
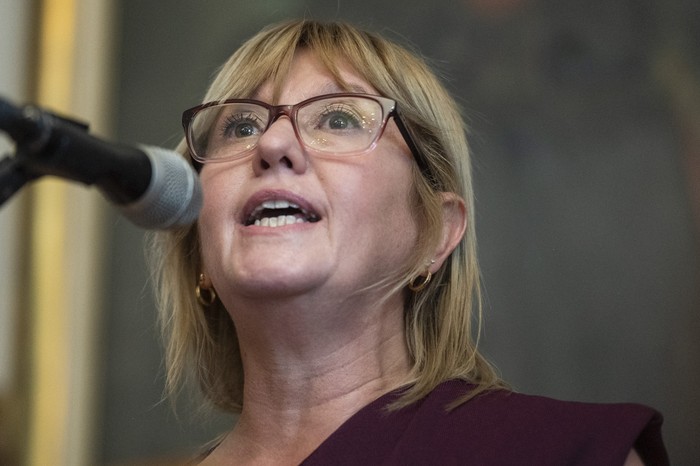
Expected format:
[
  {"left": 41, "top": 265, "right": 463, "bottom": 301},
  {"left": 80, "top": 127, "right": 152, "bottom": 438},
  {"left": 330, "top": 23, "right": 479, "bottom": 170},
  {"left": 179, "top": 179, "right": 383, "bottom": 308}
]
[{"left": 189, "top": 95, "right": 387, "bottom": 160}]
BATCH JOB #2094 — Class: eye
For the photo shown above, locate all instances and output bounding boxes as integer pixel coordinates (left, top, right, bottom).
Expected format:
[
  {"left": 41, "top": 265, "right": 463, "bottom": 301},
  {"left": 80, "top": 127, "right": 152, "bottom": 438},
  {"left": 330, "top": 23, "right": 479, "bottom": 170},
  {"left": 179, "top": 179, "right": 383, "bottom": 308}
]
[
  {"left": 315, "top": 104, "right": 364, "bottom": 131},
  {"left": 221, "top": 112, "right": 265, "bottom": 139}
]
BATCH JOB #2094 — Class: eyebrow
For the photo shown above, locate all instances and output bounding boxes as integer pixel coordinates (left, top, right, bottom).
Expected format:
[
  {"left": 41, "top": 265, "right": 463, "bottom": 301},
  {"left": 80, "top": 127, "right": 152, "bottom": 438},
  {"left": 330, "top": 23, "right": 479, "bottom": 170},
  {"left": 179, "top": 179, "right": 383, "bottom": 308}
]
[
  {"left": 252, "top": 81, "right": 373, "bottom": 103},
  {"left": 318, "top": 82, "right": 371, "bottom": 94}
]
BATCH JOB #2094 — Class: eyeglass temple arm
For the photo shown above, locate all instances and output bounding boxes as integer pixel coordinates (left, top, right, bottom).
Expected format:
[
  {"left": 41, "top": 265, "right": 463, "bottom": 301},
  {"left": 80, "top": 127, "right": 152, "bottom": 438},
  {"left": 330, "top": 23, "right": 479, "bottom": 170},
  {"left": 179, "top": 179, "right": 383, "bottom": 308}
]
[{"left": 391, "top": 109, "right": 433, "bottom": 182}]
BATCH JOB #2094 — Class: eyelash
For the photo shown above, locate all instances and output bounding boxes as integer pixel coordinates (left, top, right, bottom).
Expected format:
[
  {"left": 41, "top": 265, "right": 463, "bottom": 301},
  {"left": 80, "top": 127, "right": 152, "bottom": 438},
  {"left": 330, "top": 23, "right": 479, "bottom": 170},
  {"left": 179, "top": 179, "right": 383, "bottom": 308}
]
[
  {"left": 221, "top": 112, "right": 265, "bottom": 137},
  {"left": 315, "top": 104, "right": 361, "bottom": 127}
]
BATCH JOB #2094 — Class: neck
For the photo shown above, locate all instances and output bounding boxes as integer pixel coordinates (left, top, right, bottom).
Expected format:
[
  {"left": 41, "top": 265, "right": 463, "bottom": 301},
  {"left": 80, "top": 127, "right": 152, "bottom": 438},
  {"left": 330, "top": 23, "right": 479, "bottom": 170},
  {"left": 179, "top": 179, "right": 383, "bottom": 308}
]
[{"left": 210, "top": 289, "right": 410, "bottom": 465}]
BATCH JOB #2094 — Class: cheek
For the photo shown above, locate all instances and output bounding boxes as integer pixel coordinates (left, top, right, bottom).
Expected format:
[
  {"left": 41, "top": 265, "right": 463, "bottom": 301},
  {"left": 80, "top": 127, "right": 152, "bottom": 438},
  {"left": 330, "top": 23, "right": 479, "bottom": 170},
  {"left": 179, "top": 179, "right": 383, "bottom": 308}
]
[
  {"left": 335, "top": 157, "right": 418, "bottom": 244},
  {"left": 197, "top": 206, "right": 222, "bottom": 276},
  {"left": 199, "top": 164, "right": 246, "bottom": 222},
  {"left": 197, "top": 169, "right": 241, "bottom": 270},
  {"left": 198, "top": 183, "right": 228, "bottom": 242}
]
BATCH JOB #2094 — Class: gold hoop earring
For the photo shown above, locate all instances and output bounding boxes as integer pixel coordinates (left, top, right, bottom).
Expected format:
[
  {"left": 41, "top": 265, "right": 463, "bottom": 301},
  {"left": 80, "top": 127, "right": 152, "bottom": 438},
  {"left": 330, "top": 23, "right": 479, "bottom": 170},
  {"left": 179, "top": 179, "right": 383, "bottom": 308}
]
[
  {"left": 195, "top": 273, "right": 217, "bottom": 306},
  {"left": 408, "top": 270, "right": 432, "bottom": 292}
]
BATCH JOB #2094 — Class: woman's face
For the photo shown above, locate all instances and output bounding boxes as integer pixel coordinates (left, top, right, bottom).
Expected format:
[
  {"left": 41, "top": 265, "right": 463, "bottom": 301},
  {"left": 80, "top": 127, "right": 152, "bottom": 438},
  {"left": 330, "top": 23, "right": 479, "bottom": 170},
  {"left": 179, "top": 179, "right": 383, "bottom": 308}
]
[{"left": 198, "top": 49, "right": 419, "bottom": 305}]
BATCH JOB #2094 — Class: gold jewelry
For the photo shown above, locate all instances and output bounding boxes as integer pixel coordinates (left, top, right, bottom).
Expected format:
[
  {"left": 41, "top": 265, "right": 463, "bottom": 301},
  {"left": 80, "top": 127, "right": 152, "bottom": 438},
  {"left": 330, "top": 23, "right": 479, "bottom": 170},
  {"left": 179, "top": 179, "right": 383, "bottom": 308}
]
[
  {"left": 195, "top": 273, "right": 217, "bottom": 306},
  {"left": 408, "top": 270, "right": 432, "bottom": 292}
]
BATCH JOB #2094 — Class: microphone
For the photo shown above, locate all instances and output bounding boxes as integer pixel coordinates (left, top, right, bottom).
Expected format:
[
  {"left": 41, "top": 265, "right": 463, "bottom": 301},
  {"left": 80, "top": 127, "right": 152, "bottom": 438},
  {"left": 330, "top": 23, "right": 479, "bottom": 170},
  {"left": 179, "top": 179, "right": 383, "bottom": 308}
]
[{"left": 0, "top": 97, "right": 201, "bottom": 229}]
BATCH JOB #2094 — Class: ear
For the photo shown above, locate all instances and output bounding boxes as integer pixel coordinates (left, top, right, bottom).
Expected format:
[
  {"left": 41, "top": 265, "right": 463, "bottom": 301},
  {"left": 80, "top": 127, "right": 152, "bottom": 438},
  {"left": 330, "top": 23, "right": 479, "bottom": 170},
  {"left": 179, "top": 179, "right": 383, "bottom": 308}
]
[{"left": 429, "top": 192, "right": 467, "bottom": 273}]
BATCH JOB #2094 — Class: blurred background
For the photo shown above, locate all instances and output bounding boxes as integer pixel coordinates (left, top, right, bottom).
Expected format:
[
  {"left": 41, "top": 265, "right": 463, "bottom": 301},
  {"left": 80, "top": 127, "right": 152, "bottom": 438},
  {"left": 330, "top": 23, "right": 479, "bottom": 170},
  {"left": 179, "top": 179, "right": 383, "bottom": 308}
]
[{"left": 1, "top": 0, "right": 698, "bottom": 464}]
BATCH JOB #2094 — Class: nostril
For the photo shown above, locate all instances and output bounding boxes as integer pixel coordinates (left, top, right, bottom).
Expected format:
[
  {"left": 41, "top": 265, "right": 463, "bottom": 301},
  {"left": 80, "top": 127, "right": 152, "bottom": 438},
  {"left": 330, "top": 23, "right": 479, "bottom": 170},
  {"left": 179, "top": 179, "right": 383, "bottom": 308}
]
[{"left": 258, "top": 156, "right": 293, "bottom": 170}]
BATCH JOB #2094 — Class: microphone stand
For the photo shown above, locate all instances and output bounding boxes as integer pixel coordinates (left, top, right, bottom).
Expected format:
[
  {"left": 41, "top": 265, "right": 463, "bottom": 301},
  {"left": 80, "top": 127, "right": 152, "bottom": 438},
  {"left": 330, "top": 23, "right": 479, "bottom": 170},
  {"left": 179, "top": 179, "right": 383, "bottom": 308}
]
[
  {"left": 0, "top": 96, "right": 89, "bottom": 206},
  {"left": 0, "top": 148, "right": 41, "bottom": 206}
]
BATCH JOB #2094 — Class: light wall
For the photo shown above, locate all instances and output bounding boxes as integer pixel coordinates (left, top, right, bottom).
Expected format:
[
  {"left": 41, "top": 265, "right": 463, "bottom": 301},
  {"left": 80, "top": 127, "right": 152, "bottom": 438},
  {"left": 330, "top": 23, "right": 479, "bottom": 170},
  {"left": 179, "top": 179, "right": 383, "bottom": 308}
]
[
  {"left": 0, "top": 0, "right": 32, "bottom": 397},
  {"left": 105, "top": 1, "right": 700, "bottom": 464},
  {"left": 0, "top": 0, "right": 116, "bottom": 465},
  {"left": 0, "top": 2, "right": 34, "bottom": 464},
  {"left": 2, "top": 1, "right": 698, "bottom": 465}
]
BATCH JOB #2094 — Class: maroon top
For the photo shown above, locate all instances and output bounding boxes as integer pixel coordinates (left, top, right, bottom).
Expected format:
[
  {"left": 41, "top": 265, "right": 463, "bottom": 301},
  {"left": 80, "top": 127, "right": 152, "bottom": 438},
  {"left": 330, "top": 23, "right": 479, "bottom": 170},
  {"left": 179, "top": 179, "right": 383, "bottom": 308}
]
[{"left": 301, "top": 380, "right": 668, "bottom": 465}]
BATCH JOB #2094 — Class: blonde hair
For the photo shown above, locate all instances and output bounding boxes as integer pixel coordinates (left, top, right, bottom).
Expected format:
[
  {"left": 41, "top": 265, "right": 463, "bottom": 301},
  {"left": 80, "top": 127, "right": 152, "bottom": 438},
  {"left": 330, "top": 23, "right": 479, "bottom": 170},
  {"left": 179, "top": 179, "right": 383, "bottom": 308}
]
[{"left": 149, "top": 19, "right": 504, "bottom": 413}]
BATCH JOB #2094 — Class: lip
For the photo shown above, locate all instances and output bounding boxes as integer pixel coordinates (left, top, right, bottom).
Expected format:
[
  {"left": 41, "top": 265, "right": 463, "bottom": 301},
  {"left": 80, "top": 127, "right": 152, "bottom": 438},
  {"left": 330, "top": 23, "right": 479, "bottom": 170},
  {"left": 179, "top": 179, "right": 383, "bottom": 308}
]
[{"left": 240, "top": 189, "right": 322, "bottom": 227}]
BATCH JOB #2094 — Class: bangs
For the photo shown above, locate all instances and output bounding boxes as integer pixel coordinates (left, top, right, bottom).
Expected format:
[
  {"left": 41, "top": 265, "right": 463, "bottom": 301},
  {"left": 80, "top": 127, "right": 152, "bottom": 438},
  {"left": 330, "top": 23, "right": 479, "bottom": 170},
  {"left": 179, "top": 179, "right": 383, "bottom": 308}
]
[{"left": 202, "top": 20, "right": 396, "bottom": 105}]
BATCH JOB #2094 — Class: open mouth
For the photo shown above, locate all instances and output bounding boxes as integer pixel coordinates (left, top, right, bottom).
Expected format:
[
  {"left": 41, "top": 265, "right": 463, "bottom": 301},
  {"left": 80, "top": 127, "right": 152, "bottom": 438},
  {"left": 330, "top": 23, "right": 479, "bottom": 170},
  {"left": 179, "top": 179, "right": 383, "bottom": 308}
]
[{"left": 244, "top": 199, "right": 321, "bottom": 227}]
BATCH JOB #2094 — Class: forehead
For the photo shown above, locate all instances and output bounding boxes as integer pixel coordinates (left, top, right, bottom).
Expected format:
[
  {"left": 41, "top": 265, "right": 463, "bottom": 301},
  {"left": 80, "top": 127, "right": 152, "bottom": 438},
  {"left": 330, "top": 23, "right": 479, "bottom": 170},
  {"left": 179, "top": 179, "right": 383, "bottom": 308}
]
[{"left": 252, "top": 49, "right": 378, "bottom": 104}]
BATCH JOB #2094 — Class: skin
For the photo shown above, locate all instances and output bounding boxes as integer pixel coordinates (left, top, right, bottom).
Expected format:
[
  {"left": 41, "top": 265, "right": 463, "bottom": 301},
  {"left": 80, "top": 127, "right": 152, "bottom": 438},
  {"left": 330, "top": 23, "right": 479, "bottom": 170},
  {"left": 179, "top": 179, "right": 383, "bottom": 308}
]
[
  {"left": 625, "top": 449, "right": 645, "bottom": 466},
  {"left": 195, "top": 49, "right": 643, "bottom": 466},
  {"left": 197, "top": 50, "right": 465, "bottom": 465}
]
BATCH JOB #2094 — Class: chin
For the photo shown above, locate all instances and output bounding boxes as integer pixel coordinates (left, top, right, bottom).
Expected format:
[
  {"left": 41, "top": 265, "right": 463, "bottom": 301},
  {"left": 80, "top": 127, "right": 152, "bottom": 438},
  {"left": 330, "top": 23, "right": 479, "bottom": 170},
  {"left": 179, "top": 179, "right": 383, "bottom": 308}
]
[{"left": 230, "top": 262, "right": 330, "bottom": 298}]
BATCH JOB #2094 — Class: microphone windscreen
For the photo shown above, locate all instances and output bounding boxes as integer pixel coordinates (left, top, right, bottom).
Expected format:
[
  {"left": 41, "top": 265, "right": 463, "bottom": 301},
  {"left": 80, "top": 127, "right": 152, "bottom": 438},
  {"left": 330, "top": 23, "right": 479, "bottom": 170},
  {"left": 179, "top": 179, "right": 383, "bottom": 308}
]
[{"left": 118, "top": 146, "right": 202, "bottom": 229}]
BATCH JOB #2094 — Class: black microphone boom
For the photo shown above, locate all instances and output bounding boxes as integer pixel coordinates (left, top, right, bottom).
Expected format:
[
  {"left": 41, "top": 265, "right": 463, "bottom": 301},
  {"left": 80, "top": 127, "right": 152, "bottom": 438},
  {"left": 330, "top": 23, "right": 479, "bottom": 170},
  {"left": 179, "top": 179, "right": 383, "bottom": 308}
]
[{"left": 0, "top": 97, "right": 201, "bottom": 229}]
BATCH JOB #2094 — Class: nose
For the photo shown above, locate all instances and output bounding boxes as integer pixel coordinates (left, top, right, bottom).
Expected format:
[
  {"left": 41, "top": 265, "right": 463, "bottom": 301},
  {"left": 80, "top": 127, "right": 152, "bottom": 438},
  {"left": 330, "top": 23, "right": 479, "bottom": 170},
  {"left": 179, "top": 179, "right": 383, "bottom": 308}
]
[{"left": 252, "top": 116, "right": 308, "bottom": 176}]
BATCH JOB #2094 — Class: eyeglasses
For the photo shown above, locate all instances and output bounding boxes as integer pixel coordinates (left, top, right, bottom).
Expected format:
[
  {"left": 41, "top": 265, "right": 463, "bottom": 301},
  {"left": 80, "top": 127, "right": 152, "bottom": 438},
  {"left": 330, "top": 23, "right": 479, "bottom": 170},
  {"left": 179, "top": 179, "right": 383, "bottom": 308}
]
[{"left": 182, "top": 93, "right": 428, "bottom": 174}]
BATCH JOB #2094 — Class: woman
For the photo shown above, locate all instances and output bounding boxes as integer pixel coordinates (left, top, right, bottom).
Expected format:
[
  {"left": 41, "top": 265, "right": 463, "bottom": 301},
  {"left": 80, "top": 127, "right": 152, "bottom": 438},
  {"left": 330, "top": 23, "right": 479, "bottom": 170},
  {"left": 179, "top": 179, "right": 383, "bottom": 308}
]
[{"left": 151, "top": 20, "right": 667, "bottom": 465}]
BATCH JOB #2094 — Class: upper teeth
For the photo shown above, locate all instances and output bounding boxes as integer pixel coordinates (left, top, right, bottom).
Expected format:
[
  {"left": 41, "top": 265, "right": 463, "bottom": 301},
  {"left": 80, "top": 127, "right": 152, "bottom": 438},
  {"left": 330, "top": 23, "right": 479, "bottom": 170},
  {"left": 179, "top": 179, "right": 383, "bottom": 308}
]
[
  {"left": 262, "top": 200, "right": 295, "bottom": 210},
  {"left": 247, "top": 199, "right": 318, "bottom": 227},
  {"left": 249, "top": 200, "right": 299, "bottom": 217}
]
